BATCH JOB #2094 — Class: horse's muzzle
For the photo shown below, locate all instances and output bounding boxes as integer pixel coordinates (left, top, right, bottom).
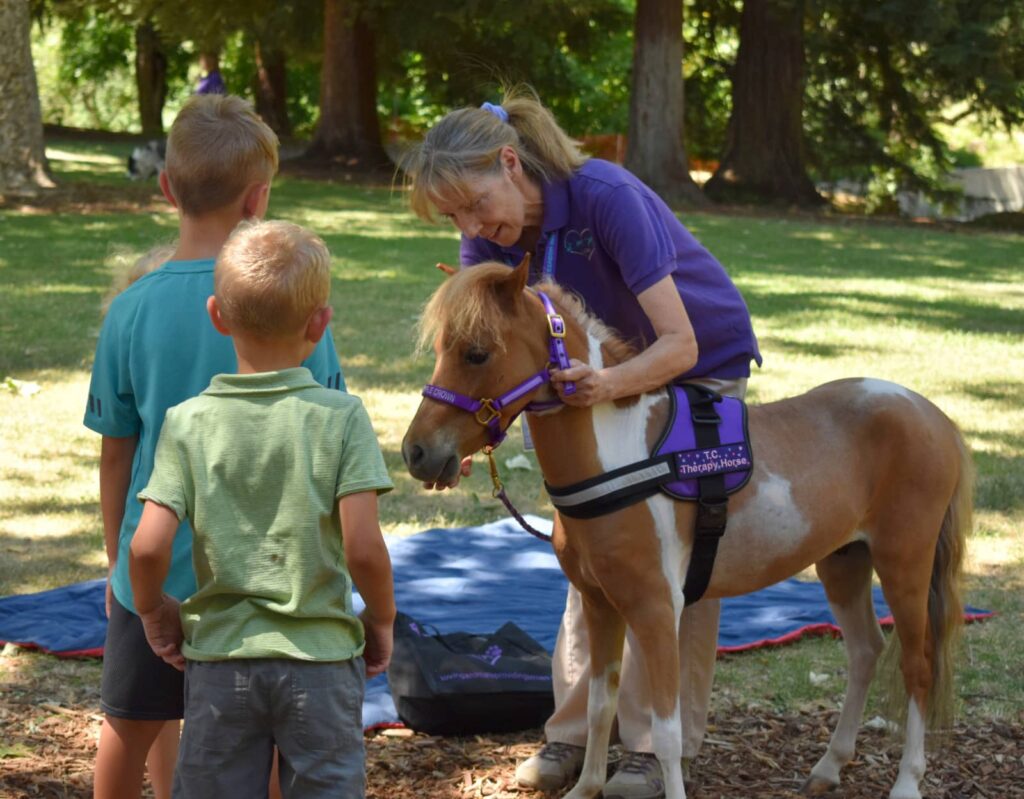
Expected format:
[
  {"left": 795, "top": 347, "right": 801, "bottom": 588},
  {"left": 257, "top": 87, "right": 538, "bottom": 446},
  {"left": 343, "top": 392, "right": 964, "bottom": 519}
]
[{"left": 402, "top": 435, "right": 461, "bottom": 485}]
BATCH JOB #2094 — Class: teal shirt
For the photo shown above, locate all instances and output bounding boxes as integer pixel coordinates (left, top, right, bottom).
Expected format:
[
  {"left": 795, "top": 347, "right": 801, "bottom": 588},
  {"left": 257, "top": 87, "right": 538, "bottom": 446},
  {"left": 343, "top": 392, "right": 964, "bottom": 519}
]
[
  {"left": 140, "top": 369, "right": 393, "bottom": 662},
  {"left": 84, "top": 259, "right": 346, "bottom": 615}
]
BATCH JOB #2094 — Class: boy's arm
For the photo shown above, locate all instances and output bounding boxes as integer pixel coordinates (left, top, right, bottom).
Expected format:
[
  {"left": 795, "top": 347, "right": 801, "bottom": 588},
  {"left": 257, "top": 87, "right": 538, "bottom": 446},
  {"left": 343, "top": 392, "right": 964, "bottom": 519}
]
[
  {"left": 340, "top": 491, "right": 395, "bottom": 677},
  {"left": 129, "top": 500, "right": 186, "bottom": 670},
  {"left": 99, "top": 435, "right": 137, "bottom": 617}
]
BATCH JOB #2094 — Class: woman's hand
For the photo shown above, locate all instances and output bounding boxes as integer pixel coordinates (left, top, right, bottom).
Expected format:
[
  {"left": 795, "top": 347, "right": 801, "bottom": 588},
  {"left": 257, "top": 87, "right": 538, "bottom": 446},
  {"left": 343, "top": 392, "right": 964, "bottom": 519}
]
[
  {"left": 421, "top": 455, "right": 473, "bottom": 490},
  {"left": 549, "top": 359, "right": 615, "bottom": 407}
]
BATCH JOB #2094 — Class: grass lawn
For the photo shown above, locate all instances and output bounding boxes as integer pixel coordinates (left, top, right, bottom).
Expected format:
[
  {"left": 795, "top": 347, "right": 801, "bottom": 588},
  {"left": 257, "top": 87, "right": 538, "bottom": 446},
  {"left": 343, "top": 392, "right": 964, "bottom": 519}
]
[{"left": 1, "top": 138, "right": 1022, "bottom": 731}]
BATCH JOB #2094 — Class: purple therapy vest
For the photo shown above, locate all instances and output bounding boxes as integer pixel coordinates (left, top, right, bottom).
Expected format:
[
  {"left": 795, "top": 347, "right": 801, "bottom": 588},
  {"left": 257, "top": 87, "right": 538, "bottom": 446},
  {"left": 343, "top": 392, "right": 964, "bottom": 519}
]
[{"left": 460, "top": 159, "right": 761, "bottom": 380}]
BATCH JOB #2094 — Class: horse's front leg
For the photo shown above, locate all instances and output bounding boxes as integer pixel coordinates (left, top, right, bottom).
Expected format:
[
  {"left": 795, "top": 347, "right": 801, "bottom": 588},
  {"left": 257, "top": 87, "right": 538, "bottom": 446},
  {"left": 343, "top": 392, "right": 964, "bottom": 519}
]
[
  {"left": 619, "top": 593, "right": 687, "bottom": 799},
  {"left": 562, "top": 586, "right": 626, "bottom": 799}
]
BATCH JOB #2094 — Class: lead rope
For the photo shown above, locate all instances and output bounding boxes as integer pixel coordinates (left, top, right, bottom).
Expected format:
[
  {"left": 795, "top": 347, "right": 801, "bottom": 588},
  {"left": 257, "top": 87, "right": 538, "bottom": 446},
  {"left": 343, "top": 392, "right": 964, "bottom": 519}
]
[{"left": 484, "top": 447, "right": 553, "bottom": 543}]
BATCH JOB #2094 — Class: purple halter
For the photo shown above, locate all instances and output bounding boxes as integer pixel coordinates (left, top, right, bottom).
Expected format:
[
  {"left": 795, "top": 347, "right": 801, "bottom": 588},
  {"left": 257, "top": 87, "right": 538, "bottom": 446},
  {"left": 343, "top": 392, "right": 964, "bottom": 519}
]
[{"left": 421, "top": 291, "right": 575, "bottom": 449}]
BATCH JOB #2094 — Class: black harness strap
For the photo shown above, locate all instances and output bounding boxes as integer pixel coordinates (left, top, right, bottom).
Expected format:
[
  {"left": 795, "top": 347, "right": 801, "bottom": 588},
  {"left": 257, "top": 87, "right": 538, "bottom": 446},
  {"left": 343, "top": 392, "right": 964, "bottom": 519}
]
[{"left": 681, "top": 385, "right": 728, "bottom": 606}]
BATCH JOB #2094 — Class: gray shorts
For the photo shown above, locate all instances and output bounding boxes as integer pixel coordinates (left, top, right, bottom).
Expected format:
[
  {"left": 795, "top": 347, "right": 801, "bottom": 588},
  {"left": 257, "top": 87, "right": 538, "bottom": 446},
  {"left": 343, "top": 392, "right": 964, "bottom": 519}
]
[{"left": 173, "top": 657, "right": 365, "bottom": 799}]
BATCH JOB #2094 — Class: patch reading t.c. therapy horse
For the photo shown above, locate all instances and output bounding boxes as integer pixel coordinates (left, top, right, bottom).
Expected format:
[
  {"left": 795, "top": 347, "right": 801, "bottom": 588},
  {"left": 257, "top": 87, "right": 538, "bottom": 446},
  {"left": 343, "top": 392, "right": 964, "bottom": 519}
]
[
  {"left": 655, "top": 385, "right": 753, "bottom": 500},
  {"left": 544, "top": 385, "right": 753, "bottom": 519}
]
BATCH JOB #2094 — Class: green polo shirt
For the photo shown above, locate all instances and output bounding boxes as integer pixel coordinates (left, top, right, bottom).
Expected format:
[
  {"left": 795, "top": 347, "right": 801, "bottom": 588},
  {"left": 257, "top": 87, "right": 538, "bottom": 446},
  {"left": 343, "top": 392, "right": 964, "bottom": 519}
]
[{"left": 139, "top": 368, "right": 393, "bottom": 662}]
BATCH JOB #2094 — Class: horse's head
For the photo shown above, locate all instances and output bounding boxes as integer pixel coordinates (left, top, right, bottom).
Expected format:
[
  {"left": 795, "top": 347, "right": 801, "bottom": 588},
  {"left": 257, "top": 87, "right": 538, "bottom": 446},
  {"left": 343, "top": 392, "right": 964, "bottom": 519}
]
[{"left": 403, "top": 255, "right": 563, "bottom": 484}]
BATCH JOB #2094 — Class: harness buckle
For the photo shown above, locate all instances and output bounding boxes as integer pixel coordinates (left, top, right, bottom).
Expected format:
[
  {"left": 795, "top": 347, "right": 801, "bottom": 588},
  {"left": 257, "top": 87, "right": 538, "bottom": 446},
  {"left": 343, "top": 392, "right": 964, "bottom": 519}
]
[
  {"left": 695, "top": 498, "right": 728, "bottom": 537},
  {"left": 474, "top": 399, "right": 500, "bottom": 427},
  {"left": 547, "top": 314, "right": 566, "bottom": 339}
]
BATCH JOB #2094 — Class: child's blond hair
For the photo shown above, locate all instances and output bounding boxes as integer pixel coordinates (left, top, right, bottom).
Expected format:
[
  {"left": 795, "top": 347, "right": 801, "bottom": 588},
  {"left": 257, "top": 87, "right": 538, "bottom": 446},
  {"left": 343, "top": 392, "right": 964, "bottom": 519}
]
[
  {"left": 101, "top": 243, "right": 176, "bottom": 315},
  {"left": 165, "top": 95, "right": 279, "bottom": 217},
  {"left": 215, "top": 220, "right": 331, "bottom": 338}
]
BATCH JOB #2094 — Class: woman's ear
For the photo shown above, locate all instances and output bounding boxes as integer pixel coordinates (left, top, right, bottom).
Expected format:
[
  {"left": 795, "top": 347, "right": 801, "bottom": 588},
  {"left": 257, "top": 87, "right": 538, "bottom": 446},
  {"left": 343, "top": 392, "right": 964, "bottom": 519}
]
[{"left": 499, "top": 145, "right": 522, "bottom": 178}]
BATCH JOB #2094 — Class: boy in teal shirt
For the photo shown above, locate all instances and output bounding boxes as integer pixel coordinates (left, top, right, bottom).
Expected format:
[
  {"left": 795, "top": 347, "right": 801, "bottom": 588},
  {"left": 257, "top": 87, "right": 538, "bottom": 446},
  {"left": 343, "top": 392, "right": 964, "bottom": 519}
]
[
  {"left": 84, "top": 95, "right": 345, "bottom": 797},
  {"left": 130, "top": 220, "right": 395, "bottom": 799}
]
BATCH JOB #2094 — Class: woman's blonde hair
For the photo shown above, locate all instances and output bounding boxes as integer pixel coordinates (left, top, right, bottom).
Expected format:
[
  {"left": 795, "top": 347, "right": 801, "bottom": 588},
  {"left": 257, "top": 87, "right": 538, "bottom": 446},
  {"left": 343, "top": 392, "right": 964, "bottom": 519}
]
[
  {"left": 215, "top": 220, "right": 331, "bottom": 338},
  {"left": 402, "top": 85, "right": 587, "bottom": 221}
]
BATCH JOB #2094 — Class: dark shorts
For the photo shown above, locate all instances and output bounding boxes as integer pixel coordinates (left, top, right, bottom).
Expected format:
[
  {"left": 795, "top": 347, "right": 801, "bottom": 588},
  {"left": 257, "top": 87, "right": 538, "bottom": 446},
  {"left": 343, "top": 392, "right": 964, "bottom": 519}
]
[
  {"left": 100, "top": 595, "right": 185, "bottom": 720},
  {"left": 174, "top": 658, "right": 366, "bottom": 799}
]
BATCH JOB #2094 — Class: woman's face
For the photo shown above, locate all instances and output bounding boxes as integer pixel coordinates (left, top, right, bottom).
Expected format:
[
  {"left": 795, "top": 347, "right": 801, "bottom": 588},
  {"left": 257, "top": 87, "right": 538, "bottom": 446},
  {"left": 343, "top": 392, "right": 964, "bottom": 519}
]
[{"left": 431, "top": 157, "right": 534, "bottom": 248}]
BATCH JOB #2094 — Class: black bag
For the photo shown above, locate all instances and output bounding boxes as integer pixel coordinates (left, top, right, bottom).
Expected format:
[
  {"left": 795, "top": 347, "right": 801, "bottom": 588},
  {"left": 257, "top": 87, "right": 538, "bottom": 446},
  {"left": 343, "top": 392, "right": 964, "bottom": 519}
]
[{"left": 388, "top": 611, "right": 554, "bottom": 735}]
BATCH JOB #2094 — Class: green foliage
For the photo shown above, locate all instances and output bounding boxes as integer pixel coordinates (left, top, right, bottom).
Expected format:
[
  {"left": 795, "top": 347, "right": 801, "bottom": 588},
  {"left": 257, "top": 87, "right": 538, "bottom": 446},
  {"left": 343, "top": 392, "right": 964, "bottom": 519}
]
[
  {"left": 684, "top": 0, "right": 741, "bottom": 162},
  {"left": 373, "top": 0, "right": 634, "bottom": 135},
  {"left": 803, "top": 0, "right": 1024, "bottom": 194},
  {"left": 32, "top": 9, "right": 192, "bottom": 133}
]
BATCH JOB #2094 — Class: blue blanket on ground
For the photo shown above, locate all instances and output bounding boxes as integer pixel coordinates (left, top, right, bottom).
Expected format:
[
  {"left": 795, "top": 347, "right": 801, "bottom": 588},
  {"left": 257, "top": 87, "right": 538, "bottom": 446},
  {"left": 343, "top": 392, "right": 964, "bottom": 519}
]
[{"left": 0, "top": 517, "right": 991, "bottom": 729}]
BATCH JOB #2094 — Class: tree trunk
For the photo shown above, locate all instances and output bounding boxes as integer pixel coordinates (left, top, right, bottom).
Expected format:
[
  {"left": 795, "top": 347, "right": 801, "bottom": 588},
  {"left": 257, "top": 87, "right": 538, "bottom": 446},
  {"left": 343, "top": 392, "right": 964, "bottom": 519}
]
[
  {"left": 253, "top": 40, "right": 292, "bottom": 136},
  {"left": 625, "top": 0, "right": 705, "bottom": 206},
  {"left": 704, "top": 0, "right": 821, "bottom": 206},
  {"left": 135, "top": 21, "right": 167, "bottom": 138},
  {"left": 0, "top": 0, "right": 54, "bottom": 195},
  {"left": 306, "top": 0, "right": 388, "bottom": 168}
]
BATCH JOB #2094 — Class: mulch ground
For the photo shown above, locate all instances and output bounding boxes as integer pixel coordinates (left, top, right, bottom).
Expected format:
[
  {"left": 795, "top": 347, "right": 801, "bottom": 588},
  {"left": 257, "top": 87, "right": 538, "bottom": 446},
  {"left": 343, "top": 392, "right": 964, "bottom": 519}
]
[{"left": 2, "top": 666, "right": 1021, "bottom": 799}]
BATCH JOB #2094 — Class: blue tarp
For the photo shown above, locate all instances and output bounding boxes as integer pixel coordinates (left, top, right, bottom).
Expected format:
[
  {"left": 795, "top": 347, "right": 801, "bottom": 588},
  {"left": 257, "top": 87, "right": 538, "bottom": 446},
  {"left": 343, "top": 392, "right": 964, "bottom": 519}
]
[{"left": 0, "top": 516, "right": 991, "bottom": 729}]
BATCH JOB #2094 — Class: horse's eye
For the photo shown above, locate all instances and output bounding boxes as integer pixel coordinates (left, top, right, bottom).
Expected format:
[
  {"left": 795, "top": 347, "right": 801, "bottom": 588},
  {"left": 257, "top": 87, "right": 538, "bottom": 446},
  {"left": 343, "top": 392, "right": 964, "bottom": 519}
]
[{"left": 465, "top": 347, "right": 489, "bottom": 366}]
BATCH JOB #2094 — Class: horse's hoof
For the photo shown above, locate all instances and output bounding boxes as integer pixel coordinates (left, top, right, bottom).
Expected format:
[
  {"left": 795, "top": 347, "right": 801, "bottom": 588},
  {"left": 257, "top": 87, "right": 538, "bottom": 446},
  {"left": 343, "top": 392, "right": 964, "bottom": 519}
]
[{"left": 800, "top": 775, "right": 839, "bottom": 795}]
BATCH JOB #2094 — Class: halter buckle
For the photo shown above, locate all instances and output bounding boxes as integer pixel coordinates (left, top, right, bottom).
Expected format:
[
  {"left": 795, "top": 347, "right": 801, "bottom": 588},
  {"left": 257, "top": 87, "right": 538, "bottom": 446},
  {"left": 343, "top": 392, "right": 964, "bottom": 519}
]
[
  {"left": 485, "top": 448, "right": 504, "bottom": 497},
  {"left": 547, "top": 314, "right": 566, "bottom": 339},
  {"left": 475, "top": 399, "right": 500, "bottom": 426}
]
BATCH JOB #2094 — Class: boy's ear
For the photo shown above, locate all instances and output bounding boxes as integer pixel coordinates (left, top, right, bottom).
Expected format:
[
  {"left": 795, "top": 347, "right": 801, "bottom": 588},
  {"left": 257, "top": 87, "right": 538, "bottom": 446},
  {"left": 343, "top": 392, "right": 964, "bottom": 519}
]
[
  {"left": 206, "top": 296, "right": 231, "bottom": 336},
  {"left": 305, "top": 305, "right": 333, "bottom": 344},
  {"left": 159, "top": 172, "right": 178, "bottom": 208},
  {"left": 242, "top": 182, "right": 271, "bottom": 220}
]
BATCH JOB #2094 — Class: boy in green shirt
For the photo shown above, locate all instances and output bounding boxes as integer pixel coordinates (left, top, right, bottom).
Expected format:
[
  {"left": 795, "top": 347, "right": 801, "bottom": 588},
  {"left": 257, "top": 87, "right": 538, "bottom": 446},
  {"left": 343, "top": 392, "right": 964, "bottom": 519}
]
[{"left": 129, "top": 220, "right": 394, "bottom": 798}]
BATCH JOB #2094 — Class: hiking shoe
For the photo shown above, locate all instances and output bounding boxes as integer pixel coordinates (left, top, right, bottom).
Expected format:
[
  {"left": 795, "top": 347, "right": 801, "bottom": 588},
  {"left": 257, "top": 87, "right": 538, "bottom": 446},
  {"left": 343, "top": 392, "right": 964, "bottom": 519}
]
[
  {"left": 514, "top": 741, "right": 585, "bottom": 791},
  {"left": 603, "top": 751, "right": 665, "bottom": 799}
]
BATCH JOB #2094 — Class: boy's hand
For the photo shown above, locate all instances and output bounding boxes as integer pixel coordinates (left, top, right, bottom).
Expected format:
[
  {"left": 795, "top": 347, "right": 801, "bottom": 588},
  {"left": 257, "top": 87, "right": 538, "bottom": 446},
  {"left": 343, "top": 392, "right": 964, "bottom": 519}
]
[
  {"left": 361, "top": 611, "right": 394, "bottom": 678},
  {"left": 105, "top": 567, "right": 115, "bottom": 619},
  {"left": 138, "top": 595, "right": 185, "bottom": 671},
  {"left": 421, "top": 455, "right": 473, "bottom": 490}
]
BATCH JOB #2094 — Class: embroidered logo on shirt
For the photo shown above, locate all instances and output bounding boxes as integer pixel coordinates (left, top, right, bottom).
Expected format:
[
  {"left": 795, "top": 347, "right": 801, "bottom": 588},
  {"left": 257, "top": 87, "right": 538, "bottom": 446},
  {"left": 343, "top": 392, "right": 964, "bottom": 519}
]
[{"left": 564, "top": 228, "right": 595, "bottom": 260}]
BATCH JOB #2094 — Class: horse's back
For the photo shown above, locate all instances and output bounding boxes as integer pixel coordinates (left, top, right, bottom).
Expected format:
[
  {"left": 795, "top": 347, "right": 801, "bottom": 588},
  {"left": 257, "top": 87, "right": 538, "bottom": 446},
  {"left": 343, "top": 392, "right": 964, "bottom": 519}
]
[{"left": 708, "top": 378, "right": 963, "bottom": 596}]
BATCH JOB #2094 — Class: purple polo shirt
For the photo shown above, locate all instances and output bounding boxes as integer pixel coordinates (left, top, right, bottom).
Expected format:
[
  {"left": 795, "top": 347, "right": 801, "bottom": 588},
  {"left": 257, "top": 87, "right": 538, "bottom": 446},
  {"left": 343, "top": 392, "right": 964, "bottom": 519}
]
[{"left": 460, "top": 159, "right": 761, "bottom": 380}]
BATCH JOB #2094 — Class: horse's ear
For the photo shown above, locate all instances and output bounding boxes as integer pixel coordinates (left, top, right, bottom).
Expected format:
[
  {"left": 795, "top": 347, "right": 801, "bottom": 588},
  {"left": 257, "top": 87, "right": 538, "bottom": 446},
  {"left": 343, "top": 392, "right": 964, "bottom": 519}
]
[
  {"left": 493, "top": 252, "right": 531, "bottom": 306},
  {"left": 436, "top": 262, "right": 458, "bottom": 277}
]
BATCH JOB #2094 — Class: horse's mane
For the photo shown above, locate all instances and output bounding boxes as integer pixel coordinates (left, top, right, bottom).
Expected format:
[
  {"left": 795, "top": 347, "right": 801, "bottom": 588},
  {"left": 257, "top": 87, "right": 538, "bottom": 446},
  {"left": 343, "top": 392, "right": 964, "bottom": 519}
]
[{"left": 417, "top": 262, "right": 638, "bottom": 366}]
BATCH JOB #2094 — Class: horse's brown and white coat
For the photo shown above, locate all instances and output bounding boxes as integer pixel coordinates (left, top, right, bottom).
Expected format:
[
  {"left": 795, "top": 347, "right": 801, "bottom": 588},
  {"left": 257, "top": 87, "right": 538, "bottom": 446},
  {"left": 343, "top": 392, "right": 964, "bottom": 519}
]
[{"left": 403, "top": 260, "right": 971, "bottom": 799}]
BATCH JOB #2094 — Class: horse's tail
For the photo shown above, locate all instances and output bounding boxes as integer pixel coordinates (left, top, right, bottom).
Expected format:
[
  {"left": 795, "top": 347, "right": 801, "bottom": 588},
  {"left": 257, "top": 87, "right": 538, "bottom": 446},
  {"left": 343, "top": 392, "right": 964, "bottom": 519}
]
[{"left": 882, "top": 422, "right": 973, "bottom": 733}]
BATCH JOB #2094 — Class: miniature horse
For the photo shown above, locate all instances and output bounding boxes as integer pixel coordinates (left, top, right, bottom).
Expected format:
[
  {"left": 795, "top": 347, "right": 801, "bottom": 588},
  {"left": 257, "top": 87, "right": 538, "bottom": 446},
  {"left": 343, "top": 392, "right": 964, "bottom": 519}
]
[{"left": 402, "top": 258, "right": 971, "bottom": 799}]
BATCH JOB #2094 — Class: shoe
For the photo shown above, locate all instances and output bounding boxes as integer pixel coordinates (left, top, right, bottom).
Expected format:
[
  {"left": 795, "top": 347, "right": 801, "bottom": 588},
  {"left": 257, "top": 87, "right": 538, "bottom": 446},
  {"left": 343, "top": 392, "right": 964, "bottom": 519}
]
[
  {"left": 514, "top": 741, "right": 586, "bottom": 791},
  {"left": 602, "top": 751, "right": 665, "bottom": 799}
]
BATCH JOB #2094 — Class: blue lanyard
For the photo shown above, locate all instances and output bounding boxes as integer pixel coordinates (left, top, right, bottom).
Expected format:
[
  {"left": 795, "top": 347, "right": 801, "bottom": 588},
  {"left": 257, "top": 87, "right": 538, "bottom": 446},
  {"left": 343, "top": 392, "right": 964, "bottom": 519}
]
[
  {"left": 503, "top": 231, "right": 558, "bottom": 279},
  {"left": 542, "top": 232, "right": 558, "bottom": 280}
]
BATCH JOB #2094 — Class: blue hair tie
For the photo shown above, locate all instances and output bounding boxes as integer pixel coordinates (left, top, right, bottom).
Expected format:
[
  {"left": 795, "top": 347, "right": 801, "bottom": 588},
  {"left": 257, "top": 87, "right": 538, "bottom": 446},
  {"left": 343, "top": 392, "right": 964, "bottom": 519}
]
[{"left": 480, "top": 102, "right": 509, "bottom": 123}]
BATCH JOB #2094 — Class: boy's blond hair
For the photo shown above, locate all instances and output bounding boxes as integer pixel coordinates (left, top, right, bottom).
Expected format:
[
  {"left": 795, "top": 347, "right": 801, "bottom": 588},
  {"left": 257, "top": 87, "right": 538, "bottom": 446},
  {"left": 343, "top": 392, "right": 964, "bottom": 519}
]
[
  {"left": 215, "top": 221, "right": 331, "bottom": 338},
  {"left": 101, "top": 242, "right": 176, "bottom": 315},
  {"left": 165, "top": 95, "right": 279, "bottom": 217}
]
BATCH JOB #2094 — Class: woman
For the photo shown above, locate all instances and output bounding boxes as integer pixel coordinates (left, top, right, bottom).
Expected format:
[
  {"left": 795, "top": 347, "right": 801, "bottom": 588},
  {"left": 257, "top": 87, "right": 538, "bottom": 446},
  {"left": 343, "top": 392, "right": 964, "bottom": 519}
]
[{"left": 403, "top": 88, "right": 760, "bottom": 799}]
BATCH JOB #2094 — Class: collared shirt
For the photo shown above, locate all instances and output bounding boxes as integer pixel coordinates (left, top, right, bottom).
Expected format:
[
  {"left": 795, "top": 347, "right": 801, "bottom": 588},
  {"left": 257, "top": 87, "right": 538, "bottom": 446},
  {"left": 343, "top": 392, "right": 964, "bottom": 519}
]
[
  {"left": 140, "top": 368, "right": 393, "bottom": 662},
  {"left": 460, "top": 159, "right": 761, "bottom": 380},
  {"left": 84, "top": 259, "right": 346, "bottom": 614}
]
